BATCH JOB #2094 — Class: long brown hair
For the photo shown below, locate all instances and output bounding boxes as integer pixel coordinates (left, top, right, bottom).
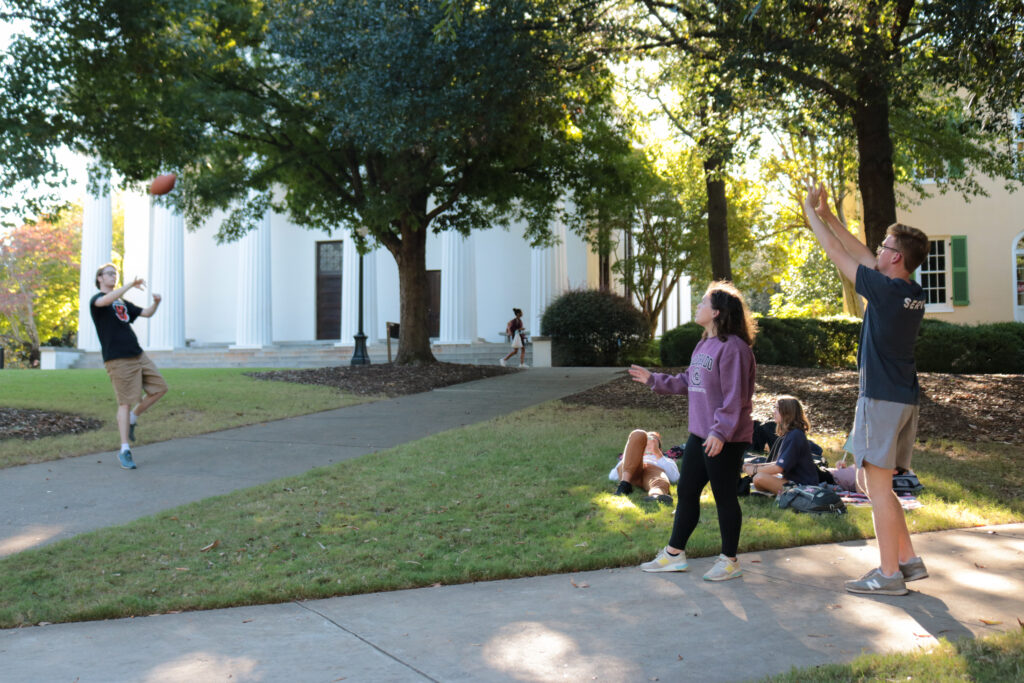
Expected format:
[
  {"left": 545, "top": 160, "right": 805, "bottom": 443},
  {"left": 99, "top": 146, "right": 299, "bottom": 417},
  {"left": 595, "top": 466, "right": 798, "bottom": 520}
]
[
  {"left": 703, "top": 281, "right": 757, "bottom": 347},
  {"left": 775, "top": 395, "right": 810, "bottom": 436}
]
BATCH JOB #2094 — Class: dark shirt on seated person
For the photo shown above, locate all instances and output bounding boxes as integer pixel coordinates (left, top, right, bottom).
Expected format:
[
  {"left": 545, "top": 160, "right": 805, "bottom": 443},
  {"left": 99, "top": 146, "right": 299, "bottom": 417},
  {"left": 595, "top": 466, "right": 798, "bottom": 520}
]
[{"left": 774, "top": 429, "right": 819, "bottom": 486}]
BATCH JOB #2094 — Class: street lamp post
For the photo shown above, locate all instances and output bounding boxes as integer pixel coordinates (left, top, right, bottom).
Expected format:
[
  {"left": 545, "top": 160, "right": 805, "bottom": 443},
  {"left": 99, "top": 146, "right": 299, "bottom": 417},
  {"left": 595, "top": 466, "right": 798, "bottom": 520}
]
[{"left": 350, "top": 229, "right": 371, "bottom": 366}]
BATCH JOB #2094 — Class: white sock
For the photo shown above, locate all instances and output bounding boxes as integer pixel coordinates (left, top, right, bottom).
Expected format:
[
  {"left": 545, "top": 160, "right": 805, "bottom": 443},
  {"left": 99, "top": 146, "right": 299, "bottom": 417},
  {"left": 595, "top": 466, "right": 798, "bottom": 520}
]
[
  {"left": 129, "top": 411, "right": 137, "bottom": 425},
  {"left": 120, "top": 443, "right": 131, "bottom": 452}
]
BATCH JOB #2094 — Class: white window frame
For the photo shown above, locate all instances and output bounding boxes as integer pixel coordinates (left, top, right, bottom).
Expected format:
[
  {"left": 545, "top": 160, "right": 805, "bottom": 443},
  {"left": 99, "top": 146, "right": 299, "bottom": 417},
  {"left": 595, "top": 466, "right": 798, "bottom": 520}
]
[
  {"left": 1013, "top": 231, "right": 1024, "bottom": 323},
  {"left": 1014, "top": 112, "right": 1024, "bottom": 176},
  {"left": 915, "top": 236, "right": 954, "bottom": 313}
]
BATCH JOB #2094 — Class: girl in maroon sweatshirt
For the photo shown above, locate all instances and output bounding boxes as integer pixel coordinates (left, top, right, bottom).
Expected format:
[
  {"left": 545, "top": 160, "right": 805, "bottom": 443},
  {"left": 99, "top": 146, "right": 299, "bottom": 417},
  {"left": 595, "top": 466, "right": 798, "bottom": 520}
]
[{"left": 629, "top": 281, "right": 757, "bottom": 581}]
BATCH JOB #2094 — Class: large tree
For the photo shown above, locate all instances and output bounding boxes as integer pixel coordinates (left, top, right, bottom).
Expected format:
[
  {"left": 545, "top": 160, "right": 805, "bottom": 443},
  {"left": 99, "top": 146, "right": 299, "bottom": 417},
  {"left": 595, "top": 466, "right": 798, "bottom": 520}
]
[
  {"left": 638, "top": 0, "right": 1024, "bottom": 249},
  {"left": 0, "top": 0, "right": 615, "bottom": 363}
]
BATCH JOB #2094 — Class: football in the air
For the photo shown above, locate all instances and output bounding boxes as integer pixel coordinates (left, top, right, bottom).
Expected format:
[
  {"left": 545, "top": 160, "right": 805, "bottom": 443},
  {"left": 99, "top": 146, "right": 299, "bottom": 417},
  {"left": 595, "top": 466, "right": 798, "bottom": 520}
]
[{"left": 149, "top": 173, "right": 177, "bottom": 196}]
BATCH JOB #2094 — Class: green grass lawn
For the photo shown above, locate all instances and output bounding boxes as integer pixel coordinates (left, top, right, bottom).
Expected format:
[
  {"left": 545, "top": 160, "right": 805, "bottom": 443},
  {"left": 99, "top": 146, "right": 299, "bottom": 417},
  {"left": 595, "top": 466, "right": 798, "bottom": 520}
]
[
  {"left": 0, "top": 368, "right": 373, "bottom": 467},
  {"left": 763, "top": 628, "right": 1024, "bottom": 682},
  {"left": 0, "top": 402, "right": 1020, "bottom": 628}
]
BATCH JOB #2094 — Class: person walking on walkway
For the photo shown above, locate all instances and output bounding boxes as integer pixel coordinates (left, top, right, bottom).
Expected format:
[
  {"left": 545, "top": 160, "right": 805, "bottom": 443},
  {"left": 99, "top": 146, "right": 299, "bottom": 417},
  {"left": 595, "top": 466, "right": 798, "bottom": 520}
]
[
  {"left": 630, "top": 281, "right": 757, "bottom": 581},
  {"left": 500, "top": 307, "right": 527, "bottom": 368},
  {"left": 90, "top": 263, "right": 168, "bottom": 470},
  {"left": 803, "top": 182, "right": 930, "bottom": 596}
]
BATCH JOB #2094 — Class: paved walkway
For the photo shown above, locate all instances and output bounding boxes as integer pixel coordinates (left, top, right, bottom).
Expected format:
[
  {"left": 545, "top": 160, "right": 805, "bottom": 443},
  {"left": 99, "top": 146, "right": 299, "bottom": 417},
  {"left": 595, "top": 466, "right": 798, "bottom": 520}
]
[
  {"left": 2, "top": 369, "right": 1023, "bottom": 682},
  {"left": 1, "top": 367, "right": 621, "bottom": 556}
]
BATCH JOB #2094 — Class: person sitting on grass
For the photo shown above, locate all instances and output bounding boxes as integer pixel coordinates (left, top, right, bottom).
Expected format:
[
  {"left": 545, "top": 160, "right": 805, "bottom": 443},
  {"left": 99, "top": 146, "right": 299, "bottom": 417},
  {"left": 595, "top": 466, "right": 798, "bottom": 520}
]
[
  {"left": 742, "top": 396, "right": 819, "bottom": 495},
  {"left": 609, "top": 430, "right": 679, "bottom": 504}
]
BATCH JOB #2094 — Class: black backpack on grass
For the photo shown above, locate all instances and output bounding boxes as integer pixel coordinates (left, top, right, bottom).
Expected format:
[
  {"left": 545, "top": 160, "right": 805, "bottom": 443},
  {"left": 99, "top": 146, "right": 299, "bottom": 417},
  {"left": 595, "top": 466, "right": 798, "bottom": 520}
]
[{"left": 777, "top": 484, "right": 846, "bottom": 515}]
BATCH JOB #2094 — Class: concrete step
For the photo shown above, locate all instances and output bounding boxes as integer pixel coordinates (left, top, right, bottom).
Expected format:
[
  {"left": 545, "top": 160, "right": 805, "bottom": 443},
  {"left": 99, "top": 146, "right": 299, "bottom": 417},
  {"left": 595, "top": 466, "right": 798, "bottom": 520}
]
[{"left": 64, "top": 342, "right": 532, "bottom": 370}]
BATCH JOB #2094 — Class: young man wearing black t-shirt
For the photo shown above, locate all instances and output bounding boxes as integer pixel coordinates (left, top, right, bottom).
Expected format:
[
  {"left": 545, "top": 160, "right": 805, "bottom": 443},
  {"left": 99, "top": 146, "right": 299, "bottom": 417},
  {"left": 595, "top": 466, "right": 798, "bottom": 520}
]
[
  {"left": 90, "top": 263, "right": 168, "bottom": 469},
  {"left": 802, "top": 182, "right": 930, "bottom": 596}
]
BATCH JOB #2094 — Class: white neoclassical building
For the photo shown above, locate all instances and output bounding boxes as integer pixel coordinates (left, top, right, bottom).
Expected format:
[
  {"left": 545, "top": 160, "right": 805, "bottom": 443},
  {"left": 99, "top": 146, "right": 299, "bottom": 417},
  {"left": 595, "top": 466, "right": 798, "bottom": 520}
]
[{"left": 64, "top": 174, "right": 691, "bottom": 367}]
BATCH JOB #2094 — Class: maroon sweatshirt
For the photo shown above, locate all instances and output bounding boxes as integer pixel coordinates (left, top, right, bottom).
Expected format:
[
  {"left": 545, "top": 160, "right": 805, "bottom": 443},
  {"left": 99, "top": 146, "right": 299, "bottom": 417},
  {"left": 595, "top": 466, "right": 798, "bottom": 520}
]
[{"left": 646, "top": 334, "right": 756, "bottom": 444}]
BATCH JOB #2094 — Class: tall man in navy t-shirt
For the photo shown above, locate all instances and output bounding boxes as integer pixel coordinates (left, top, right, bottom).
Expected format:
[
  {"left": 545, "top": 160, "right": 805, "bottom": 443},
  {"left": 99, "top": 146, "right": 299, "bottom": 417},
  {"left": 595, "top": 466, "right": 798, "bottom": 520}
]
[
  {"left": 90, "top": 263, "right": 168, "bottom": 470},
  {"left": 803, "top": 183, "right": 930, "bottom": 596}
]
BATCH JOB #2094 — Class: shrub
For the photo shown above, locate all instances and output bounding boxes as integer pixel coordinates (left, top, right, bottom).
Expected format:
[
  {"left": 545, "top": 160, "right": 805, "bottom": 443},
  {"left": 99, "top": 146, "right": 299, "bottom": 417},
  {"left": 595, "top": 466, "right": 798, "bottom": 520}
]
[
  {"left": 752, "top": 317, "right": 859, "bottom": 368},
  {"left": 659, "top": 316, "right": 859, "bottom": 369},
  {"left": 540, "top": 289, "right": 650, "bottom": 366},
  {"left": 659, "top": 322, "right": 703, "bottom": 366},
  {"left": 916, "top": 320, "right": 1024, "bottom": 373},
  {"left": 658, "top": 317, "right": 1024, "bottom": 373}
]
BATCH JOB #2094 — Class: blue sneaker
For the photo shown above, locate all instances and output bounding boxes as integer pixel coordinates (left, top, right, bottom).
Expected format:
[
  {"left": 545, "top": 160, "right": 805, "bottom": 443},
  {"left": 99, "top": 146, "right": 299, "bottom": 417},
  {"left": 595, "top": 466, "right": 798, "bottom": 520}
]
[
  {"left": 128, "top": 422, "right": 136, "bottom": 442},
  {"left": 118, "top": 449, "right": 137, "bottom": 470}
]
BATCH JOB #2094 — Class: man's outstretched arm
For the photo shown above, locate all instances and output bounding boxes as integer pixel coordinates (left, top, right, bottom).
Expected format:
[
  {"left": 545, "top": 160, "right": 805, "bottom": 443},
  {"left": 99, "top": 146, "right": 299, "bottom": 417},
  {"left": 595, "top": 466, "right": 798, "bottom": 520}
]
[{"left": 802, "top": 182, "right": 870, "bottom": 283}]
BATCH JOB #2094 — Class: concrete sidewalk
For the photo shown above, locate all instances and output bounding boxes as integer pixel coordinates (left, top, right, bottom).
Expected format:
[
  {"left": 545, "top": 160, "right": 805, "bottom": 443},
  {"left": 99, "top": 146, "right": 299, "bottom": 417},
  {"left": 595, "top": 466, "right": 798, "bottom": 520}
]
[
  {"left": 2, "top": 366, "right": 1023, "bottom": 682},
  {"left": 3, "top": 524, "right": 1022, "bottom": 682},
  {"left": 0, "top": 367, "right": 622, "bottom": 557}
]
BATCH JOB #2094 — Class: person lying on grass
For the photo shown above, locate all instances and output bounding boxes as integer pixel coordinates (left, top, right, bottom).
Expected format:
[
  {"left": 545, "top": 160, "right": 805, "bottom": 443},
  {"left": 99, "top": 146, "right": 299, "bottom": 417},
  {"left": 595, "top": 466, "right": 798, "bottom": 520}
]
[
  {"left": 742, "top": 396, "right": 819, "bottom": 495},
  {"left": 609, "top": 430, "right": 679, "bottom": 504}
]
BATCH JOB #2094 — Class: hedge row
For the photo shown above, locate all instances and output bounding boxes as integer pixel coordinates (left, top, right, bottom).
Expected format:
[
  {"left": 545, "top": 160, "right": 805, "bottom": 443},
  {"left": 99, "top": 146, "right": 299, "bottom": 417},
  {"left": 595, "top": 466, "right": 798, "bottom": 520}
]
[{"left": 660, "top": 318, "right": 1024, "bottom": 374}]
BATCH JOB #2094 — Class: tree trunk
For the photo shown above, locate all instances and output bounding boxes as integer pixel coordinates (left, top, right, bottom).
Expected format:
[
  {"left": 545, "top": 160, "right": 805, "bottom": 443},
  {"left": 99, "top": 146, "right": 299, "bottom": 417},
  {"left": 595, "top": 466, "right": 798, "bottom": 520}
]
[
  {"left": 390, "top": 212, "right": 437, "bottom": 365},
  {"left": 852, "top": 90, "right": 897, "bottom": 251},
  {"left": 704, "top": 156, "right": 732, "bottom": 281}
]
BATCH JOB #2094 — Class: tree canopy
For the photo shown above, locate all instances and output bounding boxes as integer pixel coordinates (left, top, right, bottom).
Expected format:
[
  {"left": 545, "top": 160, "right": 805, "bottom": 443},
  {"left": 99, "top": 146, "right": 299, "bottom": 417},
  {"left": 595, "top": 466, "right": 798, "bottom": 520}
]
[
  {"left": 637, "top": 0, "right": 1024, "bottom": 249},
  {"left": 0, "top": 207, "right": 81, "bottom": 365},
  {"left": 0, "top": 0, "right": 619, "bottom": 362}
]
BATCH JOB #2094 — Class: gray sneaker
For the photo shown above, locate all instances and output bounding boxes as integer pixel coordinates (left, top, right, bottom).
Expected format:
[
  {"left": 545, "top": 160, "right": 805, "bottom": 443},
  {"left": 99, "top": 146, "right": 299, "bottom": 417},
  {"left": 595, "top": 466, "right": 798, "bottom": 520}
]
[
  {"left": 640, "top": 547, "right": 689, "bottom": 572},
  {"left": 703, "top": 554, "right": 743, "bottom": 582},
  {"left": 899, "top": 556, "right": 929, "bottom": 581},
  {"left": 845, "top": 568, "right": 908, "bottom": 595}
]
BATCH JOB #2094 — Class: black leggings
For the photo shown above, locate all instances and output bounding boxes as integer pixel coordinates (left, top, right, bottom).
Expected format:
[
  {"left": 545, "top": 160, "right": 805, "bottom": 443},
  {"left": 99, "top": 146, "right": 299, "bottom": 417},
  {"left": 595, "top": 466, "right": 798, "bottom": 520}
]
[{"left": 668, "top": 433, "right": 747, "bottom": 558}]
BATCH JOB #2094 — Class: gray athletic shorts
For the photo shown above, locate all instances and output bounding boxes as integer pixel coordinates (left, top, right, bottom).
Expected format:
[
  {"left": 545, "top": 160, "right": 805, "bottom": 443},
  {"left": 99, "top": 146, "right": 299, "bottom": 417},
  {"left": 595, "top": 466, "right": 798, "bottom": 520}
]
[{"left": 849, "top": 396, "right": 919, "bottom": 470}]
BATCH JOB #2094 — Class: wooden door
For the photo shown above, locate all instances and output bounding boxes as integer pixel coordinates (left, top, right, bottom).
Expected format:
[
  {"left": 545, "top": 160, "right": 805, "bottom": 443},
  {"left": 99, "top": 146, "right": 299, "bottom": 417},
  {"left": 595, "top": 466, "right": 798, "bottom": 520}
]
[
  {"left": 316, "top": 241, "right": 342, "bottom": 340},
  {"left": 427, "top": 269, "right": 441, "bottom": 338}
]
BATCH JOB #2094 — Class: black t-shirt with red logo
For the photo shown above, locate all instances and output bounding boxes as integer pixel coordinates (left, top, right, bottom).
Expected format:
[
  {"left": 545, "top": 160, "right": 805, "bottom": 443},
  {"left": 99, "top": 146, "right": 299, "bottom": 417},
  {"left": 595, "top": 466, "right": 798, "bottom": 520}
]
[{"left": 90, "top": 292, "right": 144, "bottom": 362}]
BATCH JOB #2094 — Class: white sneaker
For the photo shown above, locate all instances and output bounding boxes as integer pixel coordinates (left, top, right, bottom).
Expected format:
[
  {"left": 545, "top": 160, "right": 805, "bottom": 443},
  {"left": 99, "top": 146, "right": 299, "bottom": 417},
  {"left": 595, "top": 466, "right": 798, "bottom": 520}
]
[
  {"left": 499, "top": 358, "right": 506, "bottom": 367},
  {"left": 640, "top": 547, "right": 688, "bottom": 572},
  {"left": 521, "top": 364, "right": 529, "bottom": 369},
  {"left": 703, "top": 554, "right": 742, "bottom": 581}
]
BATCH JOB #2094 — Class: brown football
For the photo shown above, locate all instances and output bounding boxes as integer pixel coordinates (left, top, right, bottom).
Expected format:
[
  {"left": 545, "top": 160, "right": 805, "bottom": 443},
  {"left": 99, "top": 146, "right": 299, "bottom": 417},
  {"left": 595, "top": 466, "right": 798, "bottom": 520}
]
[{"left": 149, "top": 173, "right": 177, "bottom": 196}]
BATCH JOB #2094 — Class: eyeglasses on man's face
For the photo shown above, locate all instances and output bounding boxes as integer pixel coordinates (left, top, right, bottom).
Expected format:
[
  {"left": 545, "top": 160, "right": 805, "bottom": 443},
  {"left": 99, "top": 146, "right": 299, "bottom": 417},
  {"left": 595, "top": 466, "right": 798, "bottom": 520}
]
[
  {"left": 875, "top": 244, "right": 901, "bottom": 256},
  {"left": 100, "top": 270, "right": 118, "bottom": 277}
]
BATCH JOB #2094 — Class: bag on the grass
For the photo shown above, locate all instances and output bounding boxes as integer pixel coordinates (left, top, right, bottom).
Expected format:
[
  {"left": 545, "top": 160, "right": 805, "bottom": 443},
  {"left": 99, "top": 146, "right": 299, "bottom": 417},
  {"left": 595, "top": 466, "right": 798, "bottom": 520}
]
[
  {"left": 892, "top": 472, "right": 924, "bottom": 494},
  {"left": 777, "top": 484, "right": 846, "bottom": 515},
  {"left": 736, "top": 474, "right": 753, "bottom": 497}
]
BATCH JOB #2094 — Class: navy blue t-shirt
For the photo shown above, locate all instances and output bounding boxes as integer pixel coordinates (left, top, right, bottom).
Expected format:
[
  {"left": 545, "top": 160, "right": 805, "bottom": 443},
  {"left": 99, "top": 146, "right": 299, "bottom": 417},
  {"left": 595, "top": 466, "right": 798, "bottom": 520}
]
[
  {"left": 774, "top": 429, "right": 819, "bottom": 486},
  {"left": 855, "top": 265, "right": 926, "bottom": 405},
  {"left": 90, "top": 292, "right": 144, "bottom": 362}
]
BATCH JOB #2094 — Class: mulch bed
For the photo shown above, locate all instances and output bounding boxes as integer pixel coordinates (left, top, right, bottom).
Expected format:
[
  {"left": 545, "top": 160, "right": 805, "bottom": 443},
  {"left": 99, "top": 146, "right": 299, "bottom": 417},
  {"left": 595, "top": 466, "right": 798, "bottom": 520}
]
[
  {"left": 246, "top": 362, "right": 519, "bottom": 397},
  {"left": 561, "top": 364, "right": 1024, "bottom": 444},
  {"left": 0, "top": 408, "right": 103, "bottom": 441},
  {"left": 4, "top": 363, "right": 1022, "bottom": 444}
]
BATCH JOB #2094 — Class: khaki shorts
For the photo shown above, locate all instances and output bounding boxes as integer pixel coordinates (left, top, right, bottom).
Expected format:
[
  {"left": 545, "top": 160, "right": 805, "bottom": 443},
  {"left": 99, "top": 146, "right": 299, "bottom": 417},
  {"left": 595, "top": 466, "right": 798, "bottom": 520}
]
[
  {"left": 849, "top": 396, "right": 918, "bottom": 471},
  {"left": 104, "top": 353, "right": 168, "bottom": 407}
]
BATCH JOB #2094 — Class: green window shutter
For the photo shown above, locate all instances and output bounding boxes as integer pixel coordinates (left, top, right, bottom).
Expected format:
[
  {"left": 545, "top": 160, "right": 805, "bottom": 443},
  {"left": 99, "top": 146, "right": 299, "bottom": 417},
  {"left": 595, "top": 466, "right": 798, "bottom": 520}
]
[{"left": 951, "top": 235, "right": 969, "bottom": 306}]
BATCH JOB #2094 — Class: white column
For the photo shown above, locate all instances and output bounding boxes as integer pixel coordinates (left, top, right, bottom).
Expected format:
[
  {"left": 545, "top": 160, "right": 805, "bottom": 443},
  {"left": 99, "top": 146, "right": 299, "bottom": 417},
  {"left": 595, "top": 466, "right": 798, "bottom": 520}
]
[
  {"left": 231, "top": 213, "right": 273, "bottom": 348},
  {"left": 338, "top": 236, "right": 359, "bottom": 345},
  {"left": 438, "top": 231, "right": 476, "bottom": 343},
  {"left": 76, "top": 166, "right": 112, "bottom": 352},
  {"left": 123, "top": 192, "right": 151, "bottom": 346},
  {"left": 363, "top": 248, "right": 377, "bottom": 344},
  {"left": 147, "top": 200, "right": 186, "bottom": 350},
  {"left": 339, "top": 233, "right": 379, "bottom": 346},
  {"left": 530, "top": 221, "right": 569, "bottom": 336}
]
